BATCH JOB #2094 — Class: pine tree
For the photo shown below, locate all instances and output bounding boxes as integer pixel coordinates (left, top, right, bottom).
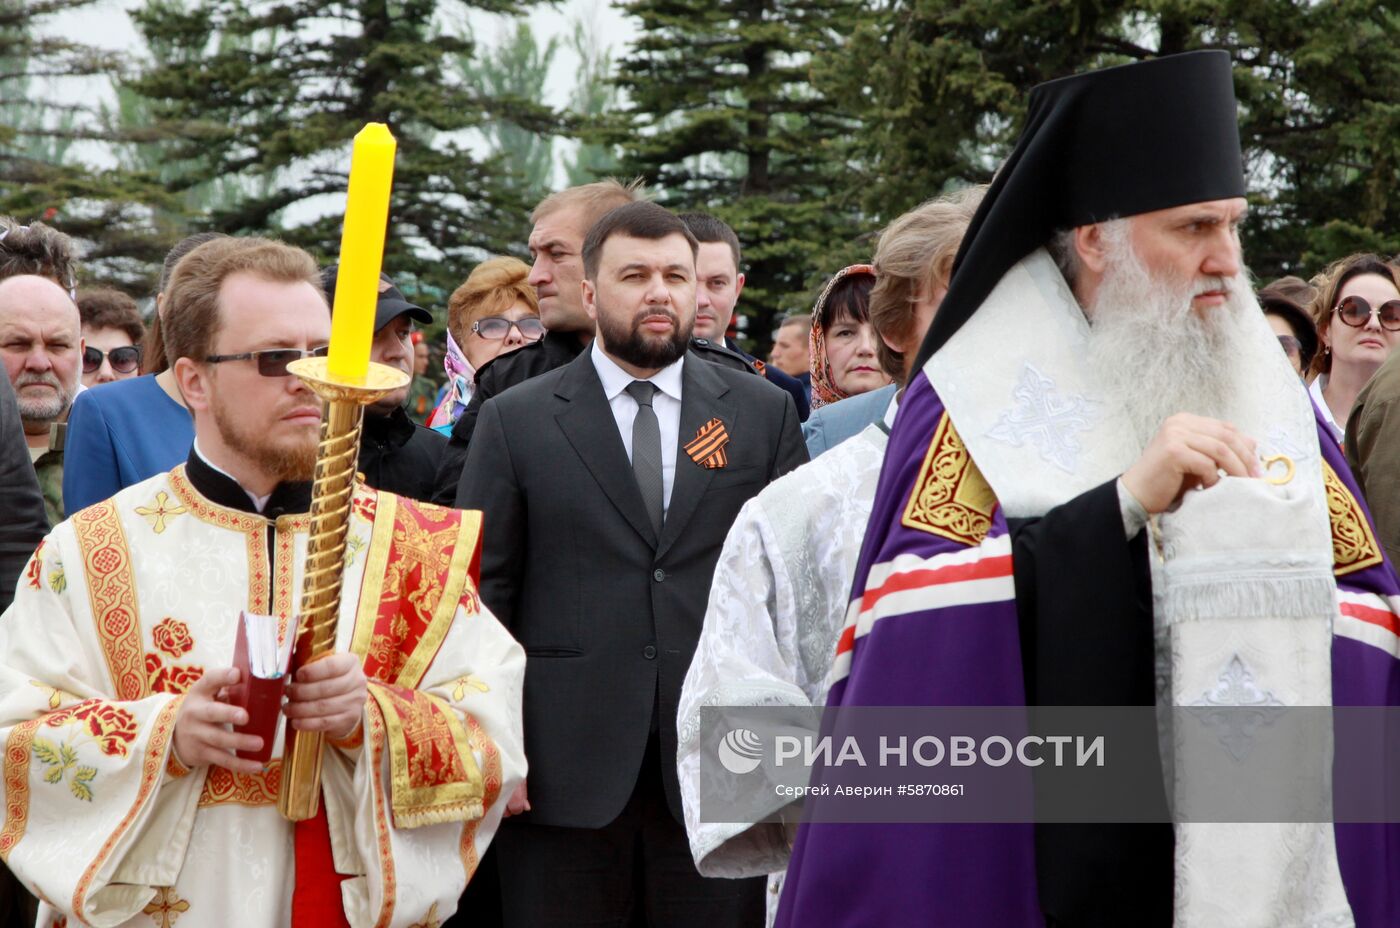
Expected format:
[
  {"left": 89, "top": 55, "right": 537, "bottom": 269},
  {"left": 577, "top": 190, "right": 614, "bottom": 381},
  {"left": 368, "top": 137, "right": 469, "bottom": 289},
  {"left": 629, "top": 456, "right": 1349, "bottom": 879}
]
[
  {"left": 462, "top": 20, "right": 558, "bottom": 202},
  {"left": 813, "top": 1, "right": 1400, "bottom": 280},
  {"left": 128, "top": 0, "right": 550, "bottom": 305},
  {"left": 563, "top": 12, "right": 621, "bottom": 187},
  {"left": 608, "top": 0, "right": 867, "bottom": 338},
  {"left": 107, "top": 0, "right": 270, "bottom": 228},
  {"left": 0, "top": 0, "right": 176, "bottom": 290}
]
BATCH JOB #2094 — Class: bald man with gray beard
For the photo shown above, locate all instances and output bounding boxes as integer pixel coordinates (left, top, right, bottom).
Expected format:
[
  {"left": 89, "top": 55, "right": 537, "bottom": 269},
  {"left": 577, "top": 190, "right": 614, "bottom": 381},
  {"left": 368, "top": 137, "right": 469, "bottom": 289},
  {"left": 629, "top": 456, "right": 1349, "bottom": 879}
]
[{"left": 0, "top": 275, "right": 83, "bottom": 523}]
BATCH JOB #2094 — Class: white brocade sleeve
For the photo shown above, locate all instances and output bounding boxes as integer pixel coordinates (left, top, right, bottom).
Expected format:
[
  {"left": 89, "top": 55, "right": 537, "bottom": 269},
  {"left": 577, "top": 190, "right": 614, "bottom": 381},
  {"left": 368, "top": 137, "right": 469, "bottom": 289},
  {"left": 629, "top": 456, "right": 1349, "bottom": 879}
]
[
  {"left": 1116, "top": 477, "right": 1150, "bottom": 538},
  {"left": 0, "top": 530, "right": 201, "bottom": 927},
  {"left": 677, "top": 499, "right": 815, "bottom": 880},
  {"left": 325, "top": 597, "right": 526, "bottom": 928},
  {"left": 677, "top": 428, "right": 886, "bottom": 886}
]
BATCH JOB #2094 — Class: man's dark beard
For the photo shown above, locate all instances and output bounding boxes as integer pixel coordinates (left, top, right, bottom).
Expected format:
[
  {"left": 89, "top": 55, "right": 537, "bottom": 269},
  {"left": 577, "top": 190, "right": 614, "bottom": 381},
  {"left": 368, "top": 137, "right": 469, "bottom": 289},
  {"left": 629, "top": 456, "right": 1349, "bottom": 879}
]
[
  {"left": 597, "top": 303, "right": 692, "bottom": 370},
  {"left": 212, "top": 396, "right": 318, "bottom": 483}
]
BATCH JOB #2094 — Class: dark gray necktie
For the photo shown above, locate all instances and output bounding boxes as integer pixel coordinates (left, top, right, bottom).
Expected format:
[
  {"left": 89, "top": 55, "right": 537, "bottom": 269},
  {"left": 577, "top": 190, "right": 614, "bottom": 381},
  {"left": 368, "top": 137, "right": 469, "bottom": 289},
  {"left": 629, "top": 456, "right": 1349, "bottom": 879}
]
[{"left": 625, "top": 380, "right": 664, "bottom": 535}]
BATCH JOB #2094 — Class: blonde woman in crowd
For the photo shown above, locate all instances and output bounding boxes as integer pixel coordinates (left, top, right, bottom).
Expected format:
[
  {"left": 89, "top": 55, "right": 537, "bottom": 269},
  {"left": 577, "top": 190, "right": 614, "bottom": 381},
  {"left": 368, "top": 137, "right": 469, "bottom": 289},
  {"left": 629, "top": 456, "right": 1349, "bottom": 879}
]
[{"left": 429, "top": 256, "right": 543, "bottom": 432}]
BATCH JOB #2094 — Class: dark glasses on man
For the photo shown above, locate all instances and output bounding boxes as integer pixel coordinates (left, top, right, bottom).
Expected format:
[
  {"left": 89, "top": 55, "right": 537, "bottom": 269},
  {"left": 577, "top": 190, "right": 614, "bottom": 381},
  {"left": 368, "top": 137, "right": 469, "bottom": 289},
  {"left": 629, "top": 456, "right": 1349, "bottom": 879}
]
[
  {"left": 82, "top": 345, "right": 142, "bottom": 374},
  {"left": 1333, "top": 295, "right": 1400, "bottom": 332},
  {"left": 472, "top": 317, "right": 545, "bottom": 341},
  {"left": 204, "top": 345, "right": 329, "bottom": 377}
]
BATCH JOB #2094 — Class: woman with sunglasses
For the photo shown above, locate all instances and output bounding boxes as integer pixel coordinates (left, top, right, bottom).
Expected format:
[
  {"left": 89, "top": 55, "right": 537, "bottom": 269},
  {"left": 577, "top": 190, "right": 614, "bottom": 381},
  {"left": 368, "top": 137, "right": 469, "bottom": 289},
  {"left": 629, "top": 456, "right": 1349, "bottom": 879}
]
[
  {"left": 63, "top": 234, "right": 226, "bottom": 514},
  {"left": 1307, "top": 253, "right": 1400, "bottom": 444},
  {"left": 428, "top": 256, "right": 543, "bottom": 432},
  {"left": 76, "top": 288, "right": 144, "bottom": 388}
]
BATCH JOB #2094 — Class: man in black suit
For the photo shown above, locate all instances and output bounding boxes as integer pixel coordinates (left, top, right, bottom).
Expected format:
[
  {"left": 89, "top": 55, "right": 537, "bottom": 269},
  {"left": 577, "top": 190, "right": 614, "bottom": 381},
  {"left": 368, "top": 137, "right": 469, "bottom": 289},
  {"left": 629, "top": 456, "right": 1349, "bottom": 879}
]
[
  {"left": 0, "top": 374, "right": 45, "bottom": 928},
  {"left": 458, "top": 201, "right": 807, "bottom": 926}
]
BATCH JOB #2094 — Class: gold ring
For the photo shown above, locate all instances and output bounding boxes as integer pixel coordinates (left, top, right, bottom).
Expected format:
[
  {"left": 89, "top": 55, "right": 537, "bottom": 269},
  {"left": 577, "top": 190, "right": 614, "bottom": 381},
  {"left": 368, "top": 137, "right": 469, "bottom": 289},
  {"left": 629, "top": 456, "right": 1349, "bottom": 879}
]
[{"left": 1262, "top": 454, "right": 1295, "bottom": 486}]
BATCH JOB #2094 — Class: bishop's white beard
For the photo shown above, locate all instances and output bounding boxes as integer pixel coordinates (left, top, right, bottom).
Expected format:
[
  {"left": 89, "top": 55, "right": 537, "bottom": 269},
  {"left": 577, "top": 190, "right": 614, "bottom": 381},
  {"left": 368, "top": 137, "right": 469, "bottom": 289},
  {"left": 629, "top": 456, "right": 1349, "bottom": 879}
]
[{"left": 1085, "top": 225, "right": 1256, "bottom": 451}]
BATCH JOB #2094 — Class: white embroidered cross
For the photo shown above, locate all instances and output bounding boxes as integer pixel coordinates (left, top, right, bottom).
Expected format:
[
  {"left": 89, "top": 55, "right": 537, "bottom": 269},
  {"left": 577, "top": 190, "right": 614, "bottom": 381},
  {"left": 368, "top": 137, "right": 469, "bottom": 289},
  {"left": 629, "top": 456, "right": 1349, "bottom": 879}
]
[
  {"left": 1189, "top": 654, "right": 1284, "bottom": 761},
  {"left": 985, "top": 364, "right": 1099, "bottom": 473}
]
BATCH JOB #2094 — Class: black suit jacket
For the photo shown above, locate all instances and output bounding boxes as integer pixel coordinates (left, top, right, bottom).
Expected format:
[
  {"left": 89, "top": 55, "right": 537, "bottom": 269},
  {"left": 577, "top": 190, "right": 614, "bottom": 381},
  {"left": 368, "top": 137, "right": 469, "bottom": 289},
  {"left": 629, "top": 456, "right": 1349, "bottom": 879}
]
[
  {"left": 719, "top": 336, "right": 811, "bottom": 422},
  {"left": 0, "top": 377, "right": 46, "bottom": 614},
  {"left": 457, "top": 349, "right": 808, "bottom": 828}
]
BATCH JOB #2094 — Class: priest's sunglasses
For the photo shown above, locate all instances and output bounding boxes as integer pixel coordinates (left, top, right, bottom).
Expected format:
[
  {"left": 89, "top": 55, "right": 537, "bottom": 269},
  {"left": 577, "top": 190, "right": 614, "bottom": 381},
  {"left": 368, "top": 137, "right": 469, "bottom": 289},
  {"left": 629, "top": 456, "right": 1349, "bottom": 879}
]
[
  {"left": 472, "top": 316, "right": 545, "bottom": 341},
  {"left": 204, "top": 345, "right": 330, "bottom": 377},
  {"left": 82, "top": 345, "right": 142, "bottom": 375},
  {"left": 1333, "top": 295, "right": 1400, "bottom": 332}
]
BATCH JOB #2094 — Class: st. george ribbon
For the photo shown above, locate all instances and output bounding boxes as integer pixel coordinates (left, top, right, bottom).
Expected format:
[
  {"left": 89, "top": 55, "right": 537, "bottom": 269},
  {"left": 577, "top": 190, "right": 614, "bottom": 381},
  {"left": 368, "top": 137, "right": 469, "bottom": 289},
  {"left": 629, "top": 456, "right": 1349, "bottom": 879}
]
[{"left": 278, "top": 122, "right": 410, "bottom": 822}]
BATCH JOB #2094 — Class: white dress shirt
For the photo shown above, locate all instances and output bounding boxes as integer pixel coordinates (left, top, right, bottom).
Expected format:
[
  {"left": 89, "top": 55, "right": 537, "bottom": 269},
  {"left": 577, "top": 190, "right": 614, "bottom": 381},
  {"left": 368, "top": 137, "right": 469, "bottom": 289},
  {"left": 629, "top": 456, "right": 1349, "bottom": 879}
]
[
  {"left": 590, "top": 342, "right": 684, "bottom": 515},
  {"left": 1309, "top": 375, "right": 1343, "bottom": 443}
]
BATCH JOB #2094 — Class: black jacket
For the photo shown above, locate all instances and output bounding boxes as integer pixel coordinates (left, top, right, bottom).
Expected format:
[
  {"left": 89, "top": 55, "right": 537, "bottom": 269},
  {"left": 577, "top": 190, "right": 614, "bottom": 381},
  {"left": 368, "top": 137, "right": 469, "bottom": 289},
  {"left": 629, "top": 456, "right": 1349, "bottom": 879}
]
[
  {"left": 0, "top": 377, "right": 46, "bottom": 614},
  {"left": 457, "top": 349, "right": 808, "bottom": 827},
  {"left": 719, "top": 336, "right": 810, "bottom": 422},
  {"left": 430, "top": 331, "right": 586, "bottom": 504},
  {"left": 358, "top": 406, "right": 447, "bottom": 504}
]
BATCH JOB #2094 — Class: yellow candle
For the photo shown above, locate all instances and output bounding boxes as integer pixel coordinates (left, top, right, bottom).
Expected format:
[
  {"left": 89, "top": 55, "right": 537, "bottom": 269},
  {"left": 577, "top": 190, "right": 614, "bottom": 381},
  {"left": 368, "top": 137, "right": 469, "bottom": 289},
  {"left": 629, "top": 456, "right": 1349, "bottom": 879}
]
[{"left": 326, "top": 123, "right": 397, "bottom": 383}]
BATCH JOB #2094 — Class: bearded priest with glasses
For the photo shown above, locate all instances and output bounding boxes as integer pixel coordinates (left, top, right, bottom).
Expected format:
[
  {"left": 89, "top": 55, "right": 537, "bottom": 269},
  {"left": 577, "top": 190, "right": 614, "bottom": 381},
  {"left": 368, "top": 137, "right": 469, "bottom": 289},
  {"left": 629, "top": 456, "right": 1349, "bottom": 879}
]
[{"left": 0, "top": 235, "right": 526, "bottom": 928}]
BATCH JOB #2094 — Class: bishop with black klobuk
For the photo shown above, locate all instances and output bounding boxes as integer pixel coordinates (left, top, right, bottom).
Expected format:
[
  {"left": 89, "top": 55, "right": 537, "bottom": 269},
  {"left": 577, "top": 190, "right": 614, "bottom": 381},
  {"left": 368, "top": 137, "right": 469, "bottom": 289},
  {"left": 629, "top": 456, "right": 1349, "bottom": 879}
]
[{"left": 776, "top": 50, "right": 1400, "bottom": 928}]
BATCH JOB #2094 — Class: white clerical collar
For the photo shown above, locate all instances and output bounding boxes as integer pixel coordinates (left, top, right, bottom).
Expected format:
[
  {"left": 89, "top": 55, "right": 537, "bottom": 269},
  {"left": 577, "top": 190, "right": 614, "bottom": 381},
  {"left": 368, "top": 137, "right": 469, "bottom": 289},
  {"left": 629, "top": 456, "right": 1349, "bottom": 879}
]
[
  {"left": 590, "top": 340, "right": 685, "bottom": 403},
  {"left": 883, "top": 391, "right": 900, "bottom": 429},
  {"left": 192, "top": 439, "right": 273, "bottom": 513}
]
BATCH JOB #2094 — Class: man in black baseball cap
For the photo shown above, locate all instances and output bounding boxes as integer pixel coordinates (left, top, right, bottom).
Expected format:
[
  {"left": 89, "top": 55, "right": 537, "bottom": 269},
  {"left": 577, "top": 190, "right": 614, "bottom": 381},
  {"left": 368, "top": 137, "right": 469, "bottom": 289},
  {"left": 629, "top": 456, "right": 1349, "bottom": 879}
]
[{"left": 321, "top": 264, "right": 445, "bottom": 501}]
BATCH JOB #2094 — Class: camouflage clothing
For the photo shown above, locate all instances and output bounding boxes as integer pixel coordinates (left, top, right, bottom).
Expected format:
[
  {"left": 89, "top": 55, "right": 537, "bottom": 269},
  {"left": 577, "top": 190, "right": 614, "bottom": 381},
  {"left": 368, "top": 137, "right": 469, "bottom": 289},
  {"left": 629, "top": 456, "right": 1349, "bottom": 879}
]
[{"left": 33, "top": 448, "right": 62, "bottom": 525}]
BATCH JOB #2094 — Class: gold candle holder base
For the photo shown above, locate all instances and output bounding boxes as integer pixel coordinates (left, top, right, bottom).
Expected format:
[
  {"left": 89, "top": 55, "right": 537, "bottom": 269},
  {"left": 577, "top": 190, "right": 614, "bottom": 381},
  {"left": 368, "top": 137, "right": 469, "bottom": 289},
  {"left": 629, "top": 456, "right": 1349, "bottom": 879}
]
[{"left": 278, "top": 357, "right": 410, "bottom": 823}]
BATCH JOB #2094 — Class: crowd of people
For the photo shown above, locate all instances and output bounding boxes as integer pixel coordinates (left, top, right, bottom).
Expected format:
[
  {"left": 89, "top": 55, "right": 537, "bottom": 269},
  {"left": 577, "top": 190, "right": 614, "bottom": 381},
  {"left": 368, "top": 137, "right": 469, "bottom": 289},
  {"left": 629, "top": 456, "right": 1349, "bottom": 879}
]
[{"left": 3, "top": 47, "right": 1400, "bottom": 928}]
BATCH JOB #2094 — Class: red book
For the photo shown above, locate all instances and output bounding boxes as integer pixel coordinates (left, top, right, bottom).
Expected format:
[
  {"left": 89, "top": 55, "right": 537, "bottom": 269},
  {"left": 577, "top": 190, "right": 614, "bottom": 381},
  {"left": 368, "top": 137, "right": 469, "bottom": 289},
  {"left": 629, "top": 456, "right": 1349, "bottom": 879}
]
[{"left": 227, "top": 611, "right": 294, "bottom": 764}]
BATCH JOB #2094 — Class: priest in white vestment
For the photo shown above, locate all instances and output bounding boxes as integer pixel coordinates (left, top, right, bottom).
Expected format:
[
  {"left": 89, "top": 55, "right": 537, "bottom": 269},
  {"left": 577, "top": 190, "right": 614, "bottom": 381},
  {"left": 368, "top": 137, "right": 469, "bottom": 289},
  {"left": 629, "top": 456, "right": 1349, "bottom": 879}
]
[
  {"left": 0, "top": 236, "right": 525, "bottom": 928},
  {"left": 677, "top": 190, "right": 982, "bottom": 923}
]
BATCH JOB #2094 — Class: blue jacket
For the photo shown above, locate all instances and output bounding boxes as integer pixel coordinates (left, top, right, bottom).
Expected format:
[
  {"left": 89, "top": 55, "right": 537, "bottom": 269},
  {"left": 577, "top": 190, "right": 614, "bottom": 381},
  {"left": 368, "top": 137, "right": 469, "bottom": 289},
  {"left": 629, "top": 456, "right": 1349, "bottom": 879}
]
[
  {"left": 802, "top": 383, "right": 897, "bottom": 458},
  {"left": 64, "top": 375, "right": 194, "bottom": 514}
]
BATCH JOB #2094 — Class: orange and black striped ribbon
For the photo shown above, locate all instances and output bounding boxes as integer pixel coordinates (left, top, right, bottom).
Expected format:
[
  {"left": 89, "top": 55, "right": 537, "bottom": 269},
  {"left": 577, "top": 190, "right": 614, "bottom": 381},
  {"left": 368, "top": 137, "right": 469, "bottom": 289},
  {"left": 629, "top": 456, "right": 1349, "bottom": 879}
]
[{"left": 685, "top": 417, "right": 730, "bottom": 469}]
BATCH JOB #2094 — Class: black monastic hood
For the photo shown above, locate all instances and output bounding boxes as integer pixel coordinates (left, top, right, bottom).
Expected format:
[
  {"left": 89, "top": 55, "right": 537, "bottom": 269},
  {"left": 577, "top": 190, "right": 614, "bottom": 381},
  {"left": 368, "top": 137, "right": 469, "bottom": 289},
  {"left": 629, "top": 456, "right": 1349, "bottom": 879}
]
[{"left": 915, "top": 50, "right": 1247, "bottom": 370}]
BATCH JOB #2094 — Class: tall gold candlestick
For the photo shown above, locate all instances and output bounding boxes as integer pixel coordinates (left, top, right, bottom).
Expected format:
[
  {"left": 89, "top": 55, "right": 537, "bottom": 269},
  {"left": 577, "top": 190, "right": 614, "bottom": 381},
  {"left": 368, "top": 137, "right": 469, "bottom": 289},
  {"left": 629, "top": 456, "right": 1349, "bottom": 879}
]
[{"left": 278, "top": 356, "right": 410, "bottom": 822}]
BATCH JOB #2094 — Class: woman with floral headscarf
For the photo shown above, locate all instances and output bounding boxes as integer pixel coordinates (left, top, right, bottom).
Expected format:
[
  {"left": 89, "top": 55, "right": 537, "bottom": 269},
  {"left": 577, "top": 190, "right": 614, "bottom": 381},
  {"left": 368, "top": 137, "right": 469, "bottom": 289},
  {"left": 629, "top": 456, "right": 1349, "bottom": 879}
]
[
  {"left": 429, "top": 256, "right": 543, "bottom": 432},
  {"left": 807, "top": 264, "right": 890, "bottom": 410}
]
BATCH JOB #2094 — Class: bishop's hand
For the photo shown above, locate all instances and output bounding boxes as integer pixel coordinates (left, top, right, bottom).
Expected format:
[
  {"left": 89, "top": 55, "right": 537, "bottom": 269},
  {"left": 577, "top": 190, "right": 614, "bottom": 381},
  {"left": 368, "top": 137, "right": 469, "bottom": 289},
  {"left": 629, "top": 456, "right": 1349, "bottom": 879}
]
[
  {"left": 1121, "top": 413, "right": 1262, "bottom": 514},
  {"left": 283, "top": 652, "right": 368, "bottom": 741},
  {"left": 173, "top": 667, "right": 266, "bottom": 775}
]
